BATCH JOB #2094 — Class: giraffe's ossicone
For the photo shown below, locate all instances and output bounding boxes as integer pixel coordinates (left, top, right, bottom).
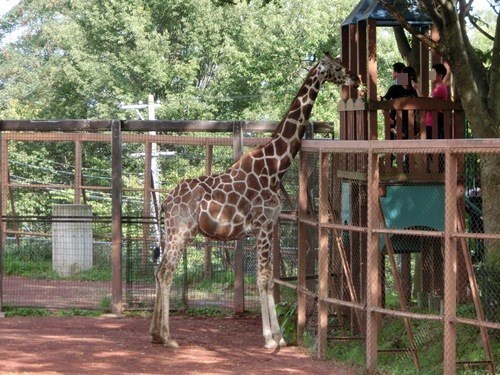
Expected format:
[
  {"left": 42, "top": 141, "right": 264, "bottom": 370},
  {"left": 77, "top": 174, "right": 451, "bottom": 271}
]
[{"left": 150, "top": 53, "right": 359, "bottom": 349}]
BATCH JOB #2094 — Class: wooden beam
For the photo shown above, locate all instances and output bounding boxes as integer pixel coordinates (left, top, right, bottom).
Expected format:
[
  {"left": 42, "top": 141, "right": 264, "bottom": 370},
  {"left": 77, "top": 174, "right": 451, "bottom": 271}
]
[
  {"left": 1, "top": 119, "right": 111, "bottom": 132},
  {"left": 111, "top": 120, "right": 123, "bottom": 315}
]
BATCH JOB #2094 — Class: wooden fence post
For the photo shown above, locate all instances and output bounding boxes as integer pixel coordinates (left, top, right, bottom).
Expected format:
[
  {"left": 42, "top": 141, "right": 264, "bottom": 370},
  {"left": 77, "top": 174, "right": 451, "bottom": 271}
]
[
  {"left": 233, "top": 121, "right": 245, "bottom": 314},
  {"left": 443, "top": 149, "right": 457, "bottom": 374},
  {"left": 365, "top": 147, "right": 380, "bottom": 370},
  {"left": 297, "top": 148, "right": 308, "bottom": 344},
  {"left": 0, "top": 122, "right": 4, "bottom": 317},
  {"left": 74, "top": 140, "right": 82, "bottom": 204},
  {"left": 204, "top": 145, "right": 214, "bottom": 279},
  {"left": 111, "top": 120, "right": 123, "bottom": 315},
  {"left": 317, "top": 151, "right": 330, "bottom": 359}
]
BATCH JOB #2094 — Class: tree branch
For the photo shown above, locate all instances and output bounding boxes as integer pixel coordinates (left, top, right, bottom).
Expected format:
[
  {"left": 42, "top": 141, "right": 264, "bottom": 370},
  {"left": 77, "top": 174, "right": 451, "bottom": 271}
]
[
  {"left": 378, "top": 0, "right": 448, "bottom": 57},
  {"left": 393, "top": 26, "right": 411, "bottom": 59},
  {"left": 468, "top": 14, "right": 495, "bottom": 41}
]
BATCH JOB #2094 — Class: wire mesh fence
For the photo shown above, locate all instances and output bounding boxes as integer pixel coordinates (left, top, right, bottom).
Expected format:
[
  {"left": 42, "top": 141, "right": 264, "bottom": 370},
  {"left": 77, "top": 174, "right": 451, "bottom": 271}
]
[
  {"left": 273, "top": 140, "right": 500, "bottom": 374},
  {"left": 2, "top": 121, "right": 500, "bottom": 373},
  {"left": 3, "top": 216, "right": 112, "bottom": 310},
  {"left": 0, "top": 121, "right": 305, "bottom": 314}
]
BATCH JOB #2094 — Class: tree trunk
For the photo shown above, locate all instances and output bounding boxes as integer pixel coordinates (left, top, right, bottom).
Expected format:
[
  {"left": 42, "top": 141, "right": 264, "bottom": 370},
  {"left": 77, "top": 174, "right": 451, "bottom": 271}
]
[{"left": 481, "top": 154, "right": 500, "bottom": 265}]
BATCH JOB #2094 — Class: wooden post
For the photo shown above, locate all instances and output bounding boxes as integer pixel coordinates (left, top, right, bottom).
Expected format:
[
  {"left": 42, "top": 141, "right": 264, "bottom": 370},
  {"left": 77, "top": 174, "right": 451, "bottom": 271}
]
[
  {"left": 297, "top": 149, "right": 308, "bottom": 344},
  {"left": 419, "top": 30, "right": 430, "bottom": 98},
  {"left": 348, "top": 24, "right": 358, "bottom": 99},
  {"left": 0, "top": 136, "right": 7, "bottom": 251},
  {"left": 74, "top": 140, "right": 82, "bottom": 204},
  {"left": 365, "top": 149, "right": 380, "bottom": 370},
  {"left": 204, "top": 145, "right": 213, "bottom": 279},
  {"left": 341, "top": 25, "right": 350, "bottom": 101},
  {"left": 233, "top": 122, "right": 245, "bottom": 314},
  {"left": 111, "top": 120, "right": 123, "bottom": 315},
  {"left": 143, "top": 141, "right": 152, "bottom": 266},
  {"left": 317, "top": 151, "right": 330, "bottom": 359},
  {"left": 0, "top": 123, "right": 3, "bottom": 316},
  {"left": 366, "top": 19, "right": 378, "bottom": 140},
  {"left": 443, "top": 149, "right": 457, "bottom": 375}
]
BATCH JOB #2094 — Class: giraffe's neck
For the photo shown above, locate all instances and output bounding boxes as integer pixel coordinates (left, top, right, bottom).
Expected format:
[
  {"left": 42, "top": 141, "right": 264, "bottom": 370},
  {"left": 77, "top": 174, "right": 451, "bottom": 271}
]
[
  {"left": 269, "top": 62, "right": 323, "bottom": 178},
  {"left": 230, "top": 62, "right": 324, "bottom": 182}
]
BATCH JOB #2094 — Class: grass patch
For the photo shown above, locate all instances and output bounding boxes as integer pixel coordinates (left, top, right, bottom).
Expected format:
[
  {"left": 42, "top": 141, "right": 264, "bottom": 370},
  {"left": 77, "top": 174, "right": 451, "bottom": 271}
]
[
  {"left": 3, "top": 306, "right": 52, "bottom": 317},
  {"left": 2, "top": 306, "right": 102, "bottom": 317},
  {"left": 185, "top": 306, "right": 232, "bottom": 317},
  {"left": 4, "top": 256, "right": 60, "bottom": 279},
  {"left": 325, "top": 317, "right": 500, "bottom": 374}
]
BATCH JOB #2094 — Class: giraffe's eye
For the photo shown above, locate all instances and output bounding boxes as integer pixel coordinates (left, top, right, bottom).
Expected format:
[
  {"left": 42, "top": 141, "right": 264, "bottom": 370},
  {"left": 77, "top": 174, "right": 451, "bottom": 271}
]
[{"left": 335, "top": 66, "right": 342, "bottom": 72}]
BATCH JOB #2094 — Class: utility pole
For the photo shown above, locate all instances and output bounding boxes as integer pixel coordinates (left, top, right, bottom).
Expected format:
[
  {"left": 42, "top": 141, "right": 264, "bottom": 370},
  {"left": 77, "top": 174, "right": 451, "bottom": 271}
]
[{"left": 120, "top": 95, "right": 162, "bottom": 245}]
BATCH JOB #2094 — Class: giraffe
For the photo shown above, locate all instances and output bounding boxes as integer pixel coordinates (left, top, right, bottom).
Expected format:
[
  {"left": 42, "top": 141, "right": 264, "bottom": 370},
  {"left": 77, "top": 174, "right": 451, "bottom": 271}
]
[{"left": 150, "top": 53, "right": 359, "bottom": 349}]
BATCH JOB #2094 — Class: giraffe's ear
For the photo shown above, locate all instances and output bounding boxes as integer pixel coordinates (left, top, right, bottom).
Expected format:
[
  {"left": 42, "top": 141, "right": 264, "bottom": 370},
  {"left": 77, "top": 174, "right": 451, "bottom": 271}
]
[{"left": 324, "top": 51, "right": 332, "bottom": 59}]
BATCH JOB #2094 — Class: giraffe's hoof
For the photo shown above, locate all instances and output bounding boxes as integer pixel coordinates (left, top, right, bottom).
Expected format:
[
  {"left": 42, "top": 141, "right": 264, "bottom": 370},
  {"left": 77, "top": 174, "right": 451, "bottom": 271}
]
[
  {"left": 264, "top": 338, "right": 287, "bottom": 349},
  {"left": 151, "top": 334, "right": 164, "bottom": 344},
  {"left": 264, "top": 340, "right": 279, "bottom": 350},
  {"left": 163, "top": 339, "right": 180, "bottom": 348}
]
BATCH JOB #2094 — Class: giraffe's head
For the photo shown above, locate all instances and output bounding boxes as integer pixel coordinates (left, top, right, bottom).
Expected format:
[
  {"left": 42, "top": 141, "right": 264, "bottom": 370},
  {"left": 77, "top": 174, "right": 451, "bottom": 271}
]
[{"left": 318, "top": 53, "right": 360, "bottom": 87}]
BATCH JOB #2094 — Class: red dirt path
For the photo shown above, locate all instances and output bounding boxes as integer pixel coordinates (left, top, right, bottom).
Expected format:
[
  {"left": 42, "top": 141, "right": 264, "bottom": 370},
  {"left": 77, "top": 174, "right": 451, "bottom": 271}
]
[{"left": 0, "top": 314, "right": 359, "bottom": 374}]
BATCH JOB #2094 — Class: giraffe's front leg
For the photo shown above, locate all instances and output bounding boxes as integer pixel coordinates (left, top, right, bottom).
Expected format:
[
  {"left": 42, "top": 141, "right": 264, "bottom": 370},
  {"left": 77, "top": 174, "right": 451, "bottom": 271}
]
[
  {"left": 256, "top": 229, "right": 287, "bottom": 349},
  {"left": 149, "top": 267, "right": 163, "bottom": 344},
  {"left": 159, "top": 261, "right": 180, "bottom": 348}
]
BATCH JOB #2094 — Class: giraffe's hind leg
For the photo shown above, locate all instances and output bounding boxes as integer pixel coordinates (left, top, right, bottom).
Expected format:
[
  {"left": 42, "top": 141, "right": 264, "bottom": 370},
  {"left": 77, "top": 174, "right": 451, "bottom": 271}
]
[{"left": 150, "top": 249, "right": 182, "bottom": 348}]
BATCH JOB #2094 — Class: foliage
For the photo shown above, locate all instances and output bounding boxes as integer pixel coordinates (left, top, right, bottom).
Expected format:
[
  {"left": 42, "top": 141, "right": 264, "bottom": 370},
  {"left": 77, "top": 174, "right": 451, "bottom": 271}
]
[
  {"left": 0, "top": 0, "right": 353, "bottom": 121},
  {"left": 275, "top": 301, "right": 297, "bottom": 345}
]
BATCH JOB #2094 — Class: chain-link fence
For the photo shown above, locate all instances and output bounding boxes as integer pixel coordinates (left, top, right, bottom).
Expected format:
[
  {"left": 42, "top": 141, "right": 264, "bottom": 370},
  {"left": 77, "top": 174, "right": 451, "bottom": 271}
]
[
  {"left": 0, "top": 120, "right": 314, "bottom": 313},
  {"left": 273, "top": 139, "right": 500, "bottom": 374}
]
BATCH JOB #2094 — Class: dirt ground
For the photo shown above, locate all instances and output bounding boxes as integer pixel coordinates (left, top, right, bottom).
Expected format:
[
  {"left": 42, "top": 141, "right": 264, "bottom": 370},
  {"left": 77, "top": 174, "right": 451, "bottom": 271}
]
[{"left": 0, "top": 314, "right": 359, "bottom": 375}]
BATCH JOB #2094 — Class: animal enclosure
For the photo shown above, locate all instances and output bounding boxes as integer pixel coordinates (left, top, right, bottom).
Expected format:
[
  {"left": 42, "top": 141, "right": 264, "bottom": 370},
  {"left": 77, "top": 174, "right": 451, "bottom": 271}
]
[
  {"left": 0, "top": 120, "right": 332, "bottom": 312},
  {"left": 1, "top": 119, "right": 499, "bottom": 374}
]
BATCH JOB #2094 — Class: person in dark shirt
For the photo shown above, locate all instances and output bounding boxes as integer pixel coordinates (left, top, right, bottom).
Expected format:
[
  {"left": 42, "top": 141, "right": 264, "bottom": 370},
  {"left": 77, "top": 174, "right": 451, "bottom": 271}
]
[{"left": 381, "top": 63, "right": 418, "bottom": 139}]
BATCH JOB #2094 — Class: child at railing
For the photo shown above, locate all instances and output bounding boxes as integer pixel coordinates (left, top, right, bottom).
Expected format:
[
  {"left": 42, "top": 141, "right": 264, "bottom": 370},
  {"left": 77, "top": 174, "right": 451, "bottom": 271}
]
[{"left": 425, "top": 63, "right": 449, "bottom": 139}]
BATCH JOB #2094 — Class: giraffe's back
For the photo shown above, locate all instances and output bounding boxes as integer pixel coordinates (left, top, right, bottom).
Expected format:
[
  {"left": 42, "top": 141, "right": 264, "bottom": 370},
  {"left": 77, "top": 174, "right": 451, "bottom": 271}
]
[{"left": 162, "top": 169, "right": 281, "bottom": 241}]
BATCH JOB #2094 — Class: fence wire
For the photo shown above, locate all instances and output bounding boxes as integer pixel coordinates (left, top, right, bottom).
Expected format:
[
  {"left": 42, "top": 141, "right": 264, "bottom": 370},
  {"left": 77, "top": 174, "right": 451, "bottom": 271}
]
[{"left": 274, "top": 143, "right": 500, "bottom": 374}]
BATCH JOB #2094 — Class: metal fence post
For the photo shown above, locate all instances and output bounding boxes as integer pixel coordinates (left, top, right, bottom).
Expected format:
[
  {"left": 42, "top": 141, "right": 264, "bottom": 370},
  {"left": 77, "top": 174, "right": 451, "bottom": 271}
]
[
  {"left": 111, "top": 120, "right": 123, "bottom": 314},
  {"left": 233, "top": 121, "right": 245, "bottom": 314}
]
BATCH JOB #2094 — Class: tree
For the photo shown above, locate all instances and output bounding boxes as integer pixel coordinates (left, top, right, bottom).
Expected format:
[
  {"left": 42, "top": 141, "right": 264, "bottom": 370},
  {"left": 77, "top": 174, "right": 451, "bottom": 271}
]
[
  {"left": 381, "top": 0, "right": 499, "bottom": 264},
  {"left": 0, "top": 0, "right": 354, "bottom": 122}
]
